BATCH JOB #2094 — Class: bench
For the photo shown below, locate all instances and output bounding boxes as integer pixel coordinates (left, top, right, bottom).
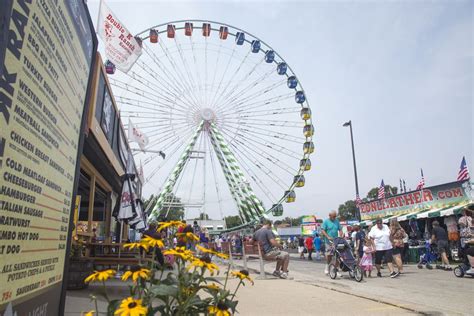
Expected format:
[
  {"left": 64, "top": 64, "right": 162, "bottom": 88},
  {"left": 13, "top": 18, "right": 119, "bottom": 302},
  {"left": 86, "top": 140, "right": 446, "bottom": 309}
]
[{"left": 242, "top": 242, "right": 276, "bottom": 279}]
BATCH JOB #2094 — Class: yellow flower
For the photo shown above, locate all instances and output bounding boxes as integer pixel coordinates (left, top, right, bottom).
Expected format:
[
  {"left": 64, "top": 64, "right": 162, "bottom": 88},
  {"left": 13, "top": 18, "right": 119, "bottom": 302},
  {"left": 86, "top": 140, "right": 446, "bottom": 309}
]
[
  {"left": 196, "top": 245, "right": 229, "bottom": 259},
  {"left": 82, "top": 311, "right": 95, "bottom": 316},
  {"left": 187, "top": 257, "right": 219, "bottom": 275},
  {"left": 230, "top": 270, "right": 254, "bottom": 285},
  {"left": 204, "top": 283, "right": 221, "bottom": 291},
  {"left": 114, "top": 297, "right": 147, "bottom": 316},
  {"left": 156, "top": 221, "right": 185, "bottom": 232},
  {"left": 121, "top": 267, "right": 151, "bottom": 282},
  {"left": 176, "top": 232, "right": 200, "bottom": 242},
  {"left": 163, "top": 247, "right": 194, "bottom": 261},
  {"left": 84, "top": 269, "right": 116, "bottom": 283},
  {"left": 123, "top": 242, "right": 149, "bottom": 252},
  {"left": 141, "top": 235, "right": 164, "bottom": 248},
  {"left": 208, "top": 303, "right": 231, "bottom": 316}
]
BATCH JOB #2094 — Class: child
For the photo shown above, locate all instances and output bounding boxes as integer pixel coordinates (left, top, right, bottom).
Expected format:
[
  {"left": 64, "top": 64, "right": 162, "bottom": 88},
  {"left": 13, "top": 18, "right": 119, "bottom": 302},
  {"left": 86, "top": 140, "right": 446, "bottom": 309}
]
[{"left": 360, "top": 236, "right": 374, "bottom": 277}]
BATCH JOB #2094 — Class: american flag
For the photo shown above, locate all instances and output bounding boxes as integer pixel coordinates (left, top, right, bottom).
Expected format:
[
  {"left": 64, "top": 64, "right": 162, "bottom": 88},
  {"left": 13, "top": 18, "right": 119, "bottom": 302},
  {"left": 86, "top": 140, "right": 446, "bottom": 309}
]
[
  {"left": 378, "top": 180, "right": 385, "bottom": 199},
  {"left": 457, "top": 156, "right": 470, "bottom": 181},
  {"left": 416, "top": 169, "right": 425, "bottom": 190},
  {"left": 355, "top": 194, "right": 362, "bottom": 208}
]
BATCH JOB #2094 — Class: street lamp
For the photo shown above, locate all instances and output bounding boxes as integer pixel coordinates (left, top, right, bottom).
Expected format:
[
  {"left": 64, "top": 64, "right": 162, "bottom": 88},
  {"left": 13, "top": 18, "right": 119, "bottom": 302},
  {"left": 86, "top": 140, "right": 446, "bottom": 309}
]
[{"left": 343, "top": 120, "right": 361, "bottom": 221}]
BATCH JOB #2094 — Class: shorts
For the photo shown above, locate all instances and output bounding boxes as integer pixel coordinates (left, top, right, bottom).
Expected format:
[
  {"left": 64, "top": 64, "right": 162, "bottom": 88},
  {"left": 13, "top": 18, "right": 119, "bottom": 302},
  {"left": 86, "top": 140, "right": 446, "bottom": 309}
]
[
  {"left": 298, "top": 246, "right": 305, "bottom": 253},
  {"left": 325, "top": 243, "right": 335, "bottom": 256},
  {"left": 437, "top": 240, "right": 449, "bottom": 254},
  {"left": 392, "top": 246, "right": 403, "bottom": 256},
  {"left": 265, "top": 249, "right": 289, "bottom": 260},
  {"left": 375, "top": 249, "right": 393, "bottom": 265},
  {"left": 465, "top": 247, "right": 474, "bottom": 256}
]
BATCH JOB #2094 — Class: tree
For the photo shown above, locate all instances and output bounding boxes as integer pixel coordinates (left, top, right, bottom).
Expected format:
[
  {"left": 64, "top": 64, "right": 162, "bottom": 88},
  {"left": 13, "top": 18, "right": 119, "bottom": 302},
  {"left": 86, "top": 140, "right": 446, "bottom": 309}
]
[
  {"left": 338, "top": 200, "right": 358, "bottom": 220},
  {"left": 144, "top": 192, "right": 185, "bottom": 221},
  {"left": 367, "top": 185, "right": 398, "bottom": 200},
  {"left": 194, "top": 213, "right": 210, "bottom": 220},
  {"left": 223, "top": 215, "right": 241, "bottom": 229}
]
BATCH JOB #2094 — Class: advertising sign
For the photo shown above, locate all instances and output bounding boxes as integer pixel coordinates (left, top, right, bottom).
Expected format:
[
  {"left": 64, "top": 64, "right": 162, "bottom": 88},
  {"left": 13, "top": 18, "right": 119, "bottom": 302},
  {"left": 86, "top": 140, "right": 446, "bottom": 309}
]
[
  {"left": 0, "top": 0, "right": 96, "bottom": 314},
  {"left": 360, "top": 180, "right": 473, "bottom": 220},
  {"left": 97, "top": 0, "right": 142, "bottom": 72}
]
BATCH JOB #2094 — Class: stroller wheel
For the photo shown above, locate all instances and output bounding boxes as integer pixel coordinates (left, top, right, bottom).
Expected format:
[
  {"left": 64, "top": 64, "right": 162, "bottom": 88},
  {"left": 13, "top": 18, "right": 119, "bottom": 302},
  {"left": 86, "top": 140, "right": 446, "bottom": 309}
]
[
  {"left": 453, "top": 266, "right": 464, "bottom": 278},
  {"left": 417, "top": 264, "right": 423, "bottom": 269},
  {"left": 353, "top": 266, "right": 363, "bottom": 282},
  {"left": 328, "top": 264, "right": 337, "bottom": 279},
  {"left": 426, "top": 264, "right": 433, "bottom": 270}
]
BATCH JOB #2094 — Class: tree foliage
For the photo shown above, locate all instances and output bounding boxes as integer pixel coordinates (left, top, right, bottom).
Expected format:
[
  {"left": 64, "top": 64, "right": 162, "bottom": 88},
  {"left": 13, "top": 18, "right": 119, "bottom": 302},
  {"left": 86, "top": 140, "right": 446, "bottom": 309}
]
[
  {"left": 367, "top": 185, "right": 398, "bottom": 200},
  {"left": 337, "top": 200, "right": 358, "bottom": 220},
  {"left": 224, "top": 215, "right": 241, "bottom": 229}
]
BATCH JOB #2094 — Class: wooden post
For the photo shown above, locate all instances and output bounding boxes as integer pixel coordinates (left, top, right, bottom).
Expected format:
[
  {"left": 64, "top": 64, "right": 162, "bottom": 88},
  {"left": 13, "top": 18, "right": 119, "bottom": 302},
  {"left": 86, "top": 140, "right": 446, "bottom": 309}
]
[{"left": 86, "top": 175, "right": 96, "bottom": 257}]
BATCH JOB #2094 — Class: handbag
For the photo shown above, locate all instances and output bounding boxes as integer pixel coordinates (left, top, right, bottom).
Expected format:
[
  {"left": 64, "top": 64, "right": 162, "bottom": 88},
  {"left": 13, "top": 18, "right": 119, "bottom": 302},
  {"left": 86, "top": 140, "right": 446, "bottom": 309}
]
[{"left": 303, "top": 248, "right": 308, "bottom": 254}]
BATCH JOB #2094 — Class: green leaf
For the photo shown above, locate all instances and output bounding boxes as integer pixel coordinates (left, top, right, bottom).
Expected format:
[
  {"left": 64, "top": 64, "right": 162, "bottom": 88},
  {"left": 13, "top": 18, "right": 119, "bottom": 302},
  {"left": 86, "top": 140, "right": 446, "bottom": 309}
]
[
  {"left": 106, "top": 300, "right": 120, "bottom": 316},
  {"left": 150, "top": 284, "right": 179, "bottom": 297}
]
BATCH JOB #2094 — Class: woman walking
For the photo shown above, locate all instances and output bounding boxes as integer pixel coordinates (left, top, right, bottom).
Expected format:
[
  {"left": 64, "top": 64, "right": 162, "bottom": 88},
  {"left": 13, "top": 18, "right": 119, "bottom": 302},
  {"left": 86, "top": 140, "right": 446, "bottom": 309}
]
[{"left": 390, "top": 218, "right": 407, "bottom": 274}]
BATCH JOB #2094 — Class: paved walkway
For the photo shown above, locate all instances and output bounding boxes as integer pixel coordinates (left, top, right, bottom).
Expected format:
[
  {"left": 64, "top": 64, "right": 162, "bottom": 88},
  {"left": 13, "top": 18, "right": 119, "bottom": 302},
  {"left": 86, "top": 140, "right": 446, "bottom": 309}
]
[
  {"left": 229, "top": 253, "right": 473, "bottom": 315},
  {"left": 65, "top": 262, "right": 414, "bottom": 315}
]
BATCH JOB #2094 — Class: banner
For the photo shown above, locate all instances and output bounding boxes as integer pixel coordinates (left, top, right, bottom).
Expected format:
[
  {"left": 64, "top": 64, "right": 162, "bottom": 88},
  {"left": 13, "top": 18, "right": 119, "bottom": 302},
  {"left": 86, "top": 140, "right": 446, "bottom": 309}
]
[
  {"left": 360, "top": 180, "right": 473, "bottom": 220},
  {"left": 97, "top": 1, "right": 142, "bottom": 72},
  {"left": 128, "top": 119, "right": 149, "bottom": 151},
  {"left": 0, "top": 0, "right": 96, "bottom": 314}
]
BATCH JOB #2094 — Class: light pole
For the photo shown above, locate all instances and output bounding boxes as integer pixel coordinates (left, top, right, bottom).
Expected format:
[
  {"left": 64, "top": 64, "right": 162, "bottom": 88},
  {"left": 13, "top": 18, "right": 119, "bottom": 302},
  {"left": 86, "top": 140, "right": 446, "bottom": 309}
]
[{"left": 343, "top": 120, "right": 361, "bottom": 221}]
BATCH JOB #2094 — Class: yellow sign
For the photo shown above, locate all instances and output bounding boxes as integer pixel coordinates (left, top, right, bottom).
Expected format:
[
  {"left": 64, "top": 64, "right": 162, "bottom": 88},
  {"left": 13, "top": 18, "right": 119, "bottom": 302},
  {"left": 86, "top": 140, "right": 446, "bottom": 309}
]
[{"left": 0, "top": 0, "right": 95, "bottom": 313}]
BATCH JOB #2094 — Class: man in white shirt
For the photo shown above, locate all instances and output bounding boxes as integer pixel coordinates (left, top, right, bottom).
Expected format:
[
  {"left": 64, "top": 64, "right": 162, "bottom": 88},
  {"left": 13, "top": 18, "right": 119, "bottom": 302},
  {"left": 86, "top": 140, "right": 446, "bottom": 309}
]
[{"left": 369, "top": 218, "right": 398, "bottom": 278}]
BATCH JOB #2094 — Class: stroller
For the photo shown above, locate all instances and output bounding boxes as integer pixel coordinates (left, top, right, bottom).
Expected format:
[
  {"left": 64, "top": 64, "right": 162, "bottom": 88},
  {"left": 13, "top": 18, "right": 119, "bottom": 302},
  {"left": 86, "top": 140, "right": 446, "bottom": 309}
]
[
  {"left": 328, "top": 237, "right": 363, "bottom": 282},
  {"left": 417, "top": 240, "right": 439, "bottom": 269}
]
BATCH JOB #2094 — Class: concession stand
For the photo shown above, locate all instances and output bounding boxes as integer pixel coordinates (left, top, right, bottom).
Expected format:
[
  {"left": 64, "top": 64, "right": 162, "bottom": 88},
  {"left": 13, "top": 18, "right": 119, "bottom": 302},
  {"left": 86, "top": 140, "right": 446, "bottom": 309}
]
[
  {"left": 359, "top": 180, "right": 473, "bottom": 262},
  {"left": 75, "top": 52, "right": 142, "bottom": 250}
]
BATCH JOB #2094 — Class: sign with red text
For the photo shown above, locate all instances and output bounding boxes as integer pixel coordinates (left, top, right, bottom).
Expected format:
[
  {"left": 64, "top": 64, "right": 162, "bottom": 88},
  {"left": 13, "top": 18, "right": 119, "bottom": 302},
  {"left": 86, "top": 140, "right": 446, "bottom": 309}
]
[
  {"left": 0, "top": 0, "right": 96, "bottom": 314},
  {"left": 360, "top": 180, "right": 473, "bottom": 220},
  {"left": 97, "top": 1, "right": 142, "bottom": 72}
]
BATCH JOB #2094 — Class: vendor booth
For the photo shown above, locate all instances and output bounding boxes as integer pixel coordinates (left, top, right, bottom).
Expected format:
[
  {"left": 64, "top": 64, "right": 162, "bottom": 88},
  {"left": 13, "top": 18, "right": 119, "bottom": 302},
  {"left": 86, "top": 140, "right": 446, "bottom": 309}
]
[{"left": 358, "top": 180, "right": 473, "bottom": 263}]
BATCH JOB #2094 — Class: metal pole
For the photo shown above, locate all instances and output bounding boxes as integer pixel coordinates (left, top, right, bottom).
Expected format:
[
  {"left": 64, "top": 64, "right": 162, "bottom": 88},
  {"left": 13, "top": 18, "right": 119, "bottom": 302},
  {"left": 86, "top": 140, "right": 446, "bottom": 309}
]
[{"left": 344, "top": 121, "right": 361, "bottom": 221}]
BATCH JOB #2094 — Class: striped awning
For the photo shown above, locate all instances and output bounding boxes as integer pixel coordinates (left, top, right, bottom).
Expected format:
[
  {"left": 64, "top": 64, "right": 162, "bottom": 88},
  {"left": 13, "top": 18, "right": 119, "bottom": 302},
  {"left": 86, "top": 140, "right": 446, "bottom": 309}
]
[{"left": 439, "top": 203, "right": 470, "bottom": 217}]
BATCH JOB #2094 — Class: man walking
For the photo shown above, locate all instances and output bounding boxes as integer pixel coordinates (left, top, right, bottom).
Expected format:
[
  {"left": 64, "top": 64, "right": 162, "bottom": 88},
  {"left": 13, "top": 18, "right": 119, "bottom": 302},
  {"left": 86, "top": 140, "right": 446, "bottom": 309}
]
[
  {"left": 431, "top": 221, "right": 452, "bottom": 270},
  {"left": 321, "top": 210, "right": 342, "bottom": 275},
  {"left": 254, "top": 219, "right": 290, "bottom": 279}
]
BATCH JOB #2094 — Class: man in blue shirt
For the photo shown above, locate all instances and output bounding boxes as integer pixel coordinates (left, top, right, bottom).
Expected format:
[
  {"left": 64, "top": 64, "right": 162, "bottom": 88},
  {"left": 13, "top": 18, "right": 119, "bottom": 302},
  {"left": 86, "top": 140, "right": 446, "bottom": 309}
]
[{"left": 321, "top": 210, "right": 342, "bottom": 275}]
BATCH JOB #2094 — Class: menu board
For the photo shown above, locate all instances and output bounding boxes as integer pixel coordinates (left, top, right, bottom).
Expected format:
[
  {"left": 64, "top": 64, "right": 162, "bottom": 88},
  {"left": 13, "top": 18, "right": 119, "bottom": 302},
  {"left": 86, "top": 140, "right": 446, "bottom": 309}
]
[{"left": 0, "top": 0, "right": 96, "bottom": 314}]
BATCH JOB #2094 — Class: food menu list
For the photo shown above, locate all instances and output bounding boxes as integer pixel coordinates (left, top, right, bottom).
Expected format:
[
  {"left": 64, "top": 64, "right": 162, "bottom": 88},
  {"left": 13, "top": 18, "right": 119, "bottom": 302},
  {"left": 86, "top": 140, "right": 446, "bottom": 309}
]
[{"left": 0, "top": 0, "right": 94, "bottom": 311}]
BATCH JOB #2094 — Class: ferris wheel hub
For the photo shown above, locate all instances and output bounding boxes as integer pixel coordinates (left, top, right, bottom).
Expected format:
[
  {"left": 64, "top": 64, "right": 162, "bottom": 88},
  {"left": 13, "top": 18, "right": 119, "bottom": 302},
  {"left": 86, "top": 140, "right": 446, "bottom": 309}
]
[{"left": 200, "top": 108, "right": 216, "bottom": 122}]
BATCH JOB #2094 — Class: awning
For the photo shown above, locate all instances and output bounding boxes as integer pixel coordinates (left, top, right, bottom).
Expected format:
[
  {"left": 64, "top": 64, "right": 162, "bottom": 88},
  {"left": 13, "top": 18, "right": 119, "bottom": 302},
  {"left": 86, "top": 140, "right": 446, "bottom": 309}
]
[
  {"left": 397, "top": 208, "right": 430, "bottom": 222},
  {"left": 412, "top": 207, "right": 445, "bottom": 219},
  {"left": 439, "top": 203, "right": 470, "bottom": 217}
]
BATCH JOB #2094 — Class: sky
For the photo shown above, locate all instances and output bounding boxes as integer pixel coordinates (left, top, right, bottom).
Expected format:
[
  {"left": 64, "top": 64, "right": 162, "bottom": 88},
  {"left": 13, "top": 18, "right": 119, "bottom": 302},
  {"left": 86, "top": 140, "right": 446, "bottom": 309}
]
[{"left": 86, "top": 0, "right": 473, "bottom": 220}]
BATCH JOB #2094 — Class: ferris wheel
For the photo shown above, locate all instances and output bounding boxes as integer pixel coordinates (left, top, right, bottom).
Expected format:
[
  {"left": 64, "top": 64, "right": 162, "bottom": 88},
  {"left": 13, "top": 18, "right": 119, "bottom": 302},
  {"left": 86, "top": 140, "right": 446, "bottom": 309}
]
[{"left": 108, "top": 20, "right": 314, "bottom": 228}]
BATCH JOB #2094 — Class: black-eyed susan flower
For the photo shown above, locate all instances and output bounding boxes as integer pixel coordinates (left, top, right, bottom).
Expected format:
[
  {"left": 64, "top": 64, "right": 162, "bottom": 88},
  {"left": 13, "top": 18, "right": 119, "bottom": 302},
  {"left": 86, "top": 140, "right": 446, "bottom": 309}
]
[
  {"left": 208, "top": 302, "right": 231, "bottom": 316},
  {"left": 82, "top": 311, "right": 94, "bottom": 316},
  {"left": 163, "top": 247, "right": 194, "bottom": 261},
  {"left": 204, "top": 283, "right": 221, "bottom": 291},
  {"left": 230, "top": 270, "right": 254, "bottom": 285},
  {"left": 121, "top": 266, "right": 151, "bottom": 282},
  {"left": 84, "top": 269, "right": 116, "bottom": 283},
  {"left": 123, "top": 242, "right": 149, "bottom": 252},
  {"left": 196, "top": 245, "right": 229, "bottom": 259},
  {"left": 187, "top": 256, "right": 219, "bottom": 275},
  {"left": 114, "top": 297, "right": 147, "bottom": 316},
  {"left": 176, "top": 232, "right": 200, "bottom": 242},
  {"left": 156, "top": 221, "right": 185, "bottom": 232},
  {"left": 141, "top": 235, "right": 164, "bottom": 248}
]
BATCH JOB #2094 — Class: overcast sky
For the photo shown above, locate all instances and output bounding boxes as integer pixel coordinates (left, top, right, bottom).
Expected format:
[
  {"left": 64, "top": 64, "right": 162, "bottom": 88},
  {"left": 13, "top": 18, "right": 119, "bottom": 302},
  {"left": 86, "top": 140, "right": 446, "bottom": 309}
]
[{"left": 87, "top": 0, "right": 473, "bottom": 220}]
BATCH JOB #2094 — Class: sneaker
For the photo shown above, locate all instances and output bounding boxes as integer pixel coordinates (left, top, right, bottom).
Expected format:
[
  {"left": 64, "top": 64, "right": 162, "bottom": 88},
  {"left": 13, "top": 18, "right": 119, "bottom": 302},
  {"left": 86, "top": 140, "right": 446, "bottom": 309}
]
[
  {"left": 324, "top": 265, "right": 329, "bottom": 275},
  {"left": 377, "top": 272, "right": 382, "bottom": 277},
  {"left": 272, "top": 270, "right": 281, "bottom": 277},
  {"left": 279, "top": 272, "right": 288, "bottom": 279},
  {"left": 337, "top": 272, "right": 342, "bottom": 278},
  {"left": 466, "top": 268, "right": 474, "bottom": 274},
  {"left": 390, "top": 271, "right": 399, "bottom": 278}
]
